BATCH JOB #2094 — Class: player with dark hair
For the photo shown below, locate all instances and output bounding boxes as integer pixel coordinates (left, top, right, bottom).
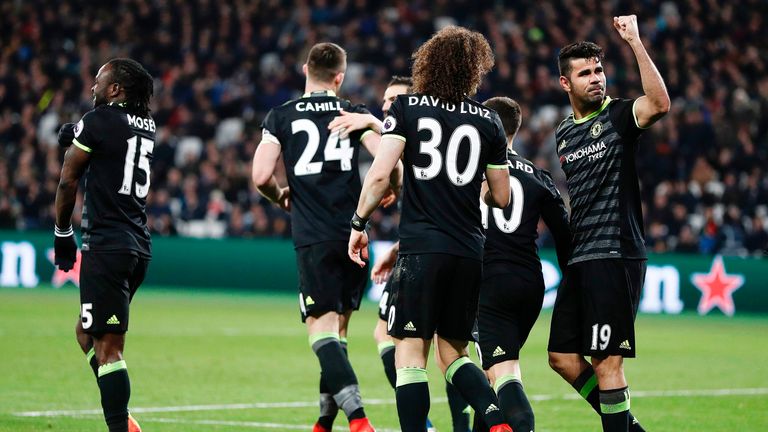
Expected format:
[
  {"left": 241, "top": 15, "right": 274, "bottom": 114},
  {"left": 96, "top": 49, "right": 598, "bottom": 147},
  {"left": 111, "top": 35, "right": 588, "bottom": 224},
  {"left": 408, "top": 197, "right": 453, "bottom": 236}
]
[
  {"left": 347, "top": 26, "right": 513, "bottom": 432},
  {"left": 548, "top": 15, "right": 670, "bottom": 432},
  {"left": 468, "top": 96, "right": 571, "bottom": 432},
  {"left": 331, "top": 75, "right": 471, "bottom": 431},
  {"left": 55, "top": 58, "right": 155, "bottom": 432},
  {"left": 252, "top": 42, "right": 397, "bottom": 432}
]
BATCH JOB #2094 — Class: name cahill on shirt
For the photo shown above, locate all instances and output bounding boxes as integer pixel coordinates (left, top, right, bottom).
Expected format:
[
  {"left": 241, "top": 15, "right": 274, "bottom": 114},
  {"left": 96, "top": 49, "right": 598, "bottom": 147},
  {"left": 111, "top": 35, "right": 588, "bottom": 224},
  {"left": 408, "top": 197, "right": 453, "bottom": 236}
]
[
  {"left": 295, "top": 101, "right": 343, "bottom": 112},
  {"left": 407, "top": 95, "right": 491, "bottom": 119}
]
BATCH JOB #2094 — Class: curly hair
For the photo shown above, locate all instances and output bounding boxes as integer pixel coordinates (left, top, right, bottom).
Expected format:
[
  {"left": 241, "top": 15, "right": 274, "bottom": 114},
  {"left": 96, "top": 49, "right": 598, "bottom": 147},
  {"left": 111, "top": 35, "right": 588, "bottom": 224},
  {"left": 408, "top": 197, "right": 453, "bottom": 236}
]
[
  {"left": 558, "top": 41, "right": 604, "bottom": 78},
  {"left": 107, "top": 58, "right": 154, "bottom": 117},
  {"left": 411, "top": 26, "right": 494, "bottom": 103}
]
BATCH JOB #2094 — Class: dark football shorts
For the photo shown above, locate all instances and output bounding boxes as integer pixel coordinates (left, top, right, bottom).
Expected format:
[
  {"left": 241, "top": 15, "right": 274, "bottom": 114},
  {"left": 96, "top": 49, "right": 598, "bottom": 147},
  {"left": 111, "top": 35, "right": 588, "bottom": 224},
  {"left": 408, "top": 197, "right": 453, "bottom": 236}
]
[
  {"left": 548, "top": 258, "right": 646, "bottom": 358},
  {"left": 295, "top": 240, "right": 368, "bottom": 322},
  {"left": 477, "top": 264, "right": 545, "bottom": 370},
  {"left": 378, "top": 280, "right": 393, "bottom": 322},
  {"left": 387, "top": 253, "right": 481, "bottom": 341},
  {"left": 79, "top": 252, "right": 149, "bottom": 335}
]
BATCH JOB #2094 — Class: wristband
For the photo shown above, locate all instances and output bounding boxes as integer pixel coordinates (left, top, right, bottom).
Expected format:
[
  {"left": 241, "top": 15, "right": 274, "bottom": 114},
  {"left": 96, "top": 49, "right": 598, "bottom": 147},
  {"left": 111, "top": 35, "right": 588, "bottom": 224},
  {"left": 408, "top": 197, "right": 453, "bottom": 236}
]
[
  {"left": 55, "top": 225, "right": 74, "bottom": 237},
  {"left": 350, "top": 212, "right": 368, "bottom": 232}
]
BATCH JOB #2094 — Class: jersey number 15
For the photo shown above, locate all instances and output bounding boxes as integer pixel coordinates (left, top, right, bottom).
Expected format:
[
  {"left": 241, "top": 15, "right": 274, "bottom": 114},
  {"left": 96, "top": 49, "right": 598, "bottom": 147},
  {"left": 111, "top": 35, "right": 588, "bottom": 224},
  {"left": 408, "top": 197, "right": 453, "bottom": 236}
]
[{"left": 119, "top": 136, "right": 154, "bottom": 199}]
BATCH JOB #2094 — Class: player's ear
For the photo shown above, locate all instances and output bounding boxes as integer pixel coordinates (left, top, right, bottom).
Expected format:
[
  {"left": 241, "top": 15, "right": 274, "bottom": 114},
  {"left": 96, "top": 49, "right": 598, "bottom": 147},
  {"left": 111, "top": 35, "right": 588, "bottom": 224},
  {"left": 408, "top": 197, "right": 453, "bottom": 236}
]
[
  {"left": 334, "top": 71, "right": 345, "bottom": 88},
  {"left": 302, "top": 64, "right": 308, "bottom": 77},
  {"left": 108, "top": 82, "right": 122, "bottom": 98},
  {"left": 559, "top": 75, "right": 571, "bottom": 93}
]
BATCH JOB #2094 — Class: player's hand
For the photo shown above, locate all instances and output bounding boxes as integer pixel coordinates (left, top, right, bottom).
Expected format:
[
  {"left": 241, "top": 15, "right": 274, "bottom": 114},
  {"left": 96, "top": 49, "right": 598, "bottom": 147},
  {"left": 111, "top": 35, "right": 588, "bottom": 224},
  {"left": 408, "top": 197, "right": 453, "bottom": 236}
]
[
  {"left": 54, "top": 225, "right": 78, "bottom": 272},
  {"left": 379, "top": 187, "right": 397, "bottom": 208},
  {"left": 371, "top": 242, "right": 399, "bottom": 284},
  {"left": 57, "top": 123, "right": 76, "bottom": 148},
  {"left": 276, "top": 187, "right": 291, "bottom": 212},
  {"left": 328, "top": 110, "right": 377, "bottom": 135},
  {"left": 348, "top": 229, "right": 369, "bottom": 268},
  {"left": 613, "top": 15, "right": 640, "bottom": 43}
]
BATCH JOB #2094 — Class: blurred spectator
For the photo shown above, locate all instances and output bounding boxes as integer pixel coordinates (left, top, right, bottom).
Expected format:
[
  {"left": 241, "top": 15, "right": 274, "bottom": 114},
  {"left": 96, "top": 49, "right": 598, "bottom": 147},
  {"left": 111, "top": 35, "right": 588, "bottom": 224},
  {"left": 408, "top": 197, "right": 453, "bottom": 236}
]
[{"left": 0, "top": 0, "right": 765, "bottom": 256}]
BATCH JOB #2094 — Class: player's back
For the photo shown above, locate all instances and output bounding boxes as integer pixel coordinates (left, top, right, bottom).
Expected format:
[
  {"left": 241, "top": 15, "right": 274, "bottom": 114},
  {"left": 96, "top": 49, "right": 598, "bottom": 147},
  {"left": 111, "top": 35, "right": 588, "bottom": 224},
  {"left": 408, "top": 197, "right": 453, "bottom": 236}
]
[
  {"left": 481, "top": 150, "right": 570, "bottom": 274},
  {"left": 260, "top": 91, "right": 374, "bottom": 247},
  {"left": 382, "top": 94, "right": 508, "bottom": 260},
  {"left": 73, "top": 102, "right": 155, "bottom": 257}
]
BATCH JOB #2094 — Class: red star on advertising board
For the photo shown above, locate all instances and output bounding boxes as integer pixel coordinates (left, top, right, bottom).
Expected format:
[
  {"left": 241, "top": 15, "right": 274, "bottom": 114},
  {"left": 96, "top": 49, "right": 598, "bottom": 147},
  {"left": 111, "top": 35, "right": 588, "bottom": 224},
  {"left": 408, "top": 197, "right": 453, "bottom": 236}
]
[
  {"left": 691, "top": 255, "right": 744, "bottom": 316},
  {"left": 46, "top": 248, "right": 82, "bottom": 288}
]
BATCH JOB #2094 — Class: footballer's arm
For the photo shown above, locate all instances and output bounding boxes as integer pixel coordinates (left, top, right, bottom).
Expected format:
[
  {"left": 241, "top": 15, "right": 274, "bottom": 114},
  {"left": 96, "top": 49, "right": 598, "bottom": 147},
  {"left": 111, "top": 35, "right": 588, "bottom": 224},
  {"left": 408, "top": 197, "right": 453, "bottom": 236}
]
[
  {"left": 55, "top": 145, "right": 91, "bottom": 228},
  {"left": 251, "top": 139, "right": 290, "bottom": 211},
  {"left": 328, "top": 109, "right": 383, "bottom": 136},
  {"left": 361, "top": 131, "right": 403, "bottom": 207},
  {"left": 613, "top": 15, "right": 670, "bottom": 128},
  {"left": 483, "top": 167, "right": 511, "bottom": 208}
]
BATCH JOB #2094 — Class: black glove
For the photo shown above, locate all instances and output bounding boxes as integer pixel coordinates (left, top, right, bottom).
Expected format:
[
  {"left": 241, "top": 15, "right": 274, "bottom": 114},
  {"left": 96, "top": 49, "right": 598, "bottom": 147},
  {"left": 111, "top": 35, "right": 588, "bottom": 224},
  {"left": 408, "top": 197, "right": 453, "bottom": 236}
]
[
  {"left": 54, "top": 225, "right": 78, "bottom": 271},
  {"left": 57, "top": 123, "right": 76, "bottom": 148}
]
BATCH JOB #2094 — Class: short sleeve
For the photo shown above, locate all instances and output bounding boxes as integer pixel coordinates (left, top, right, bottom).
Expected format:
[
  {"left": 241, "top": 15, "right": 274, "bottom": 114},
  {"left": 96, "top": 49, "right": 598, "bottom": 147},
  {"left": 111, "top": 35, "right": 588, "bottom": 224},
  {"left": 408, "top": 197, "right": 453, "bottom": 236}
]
[
  {"left": 381, "top": 96, "right": 406, "bottom": 142},
  {"left": 609, "top": 98, "right": 644, "bottom": 142},
  {"left": 260, "top": 109, "right": 281, "bottom": 146},
  {"left": 486, "top": 116, "right": 509, "bottom": 169},
  {"left": 72, "top": 110, "right": 103, "bottom": 153},
  {"left": 348, "top": 103, "right": 376, "bottom": 143}
]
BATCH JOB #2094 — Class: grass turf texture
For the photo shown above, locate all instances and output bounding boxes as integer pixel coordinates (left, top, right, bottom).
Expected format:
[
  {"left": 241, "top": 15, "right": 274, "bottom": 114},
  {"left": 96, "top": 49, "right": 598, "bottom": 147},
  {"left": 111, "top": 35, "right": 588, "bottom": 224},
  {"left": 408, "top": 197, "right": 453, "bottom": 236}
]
[{"left": 1, "top": 286, "right": 767, "bottom": 431}]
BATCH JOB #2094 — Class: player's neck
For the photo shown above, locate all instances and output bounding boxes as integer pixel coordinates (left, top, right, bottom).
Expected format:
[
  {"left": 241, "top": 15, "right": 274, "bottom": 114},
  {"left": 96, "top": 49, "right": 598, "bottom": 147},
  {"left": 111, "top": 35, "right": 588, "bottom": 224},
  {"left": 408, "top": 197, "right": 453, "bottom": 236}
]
[
  {"left": 570, "top": 96, "right": 605, "bottom": 120},
  {"left": 304, "top": 81, "right": 337, "bottom": 96}
]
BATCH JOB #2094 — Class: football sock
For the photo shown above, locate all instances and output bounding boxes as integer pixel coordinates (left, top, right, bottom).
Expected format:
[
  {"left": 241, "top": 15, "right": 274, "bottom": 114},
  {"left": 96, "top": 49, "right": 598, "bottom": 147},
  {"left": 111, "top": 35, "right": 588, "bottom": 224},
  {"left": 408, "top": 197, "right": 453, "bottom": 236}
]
[
  {"left": 311, "top": 333, "right": 366, "bottom": 421},
  {"left": 472, "top": 410, "right": 490, "bottom": 432},
  {"left": 573, "top": 368, "right": 644, "bottom": 431},
  {"left": 395, "top": 367, "right": 430, "bottom": 432},
  {"left": 316, "top": 339, "right": 349, "bottom": 428},
  {"left": 86, "top": 348, "right": 99, "bottom": 378},
  {"left": 378, "top": 341, "right": 398, "bottom": 389},
  {"left": 600, "top": 387, "right": 630, "bottom": 432},
  {"left": 446, "top": 357, "right": 505, "bottom": 427},
  {"left": 495, "top": 374, "right": 534, "bottom": 432},
  {"left": 446, "top": 380, "right": 471, "bottom": 431},
  {"left": 97, "top": 360, "right": 130, "bottom": 432}
]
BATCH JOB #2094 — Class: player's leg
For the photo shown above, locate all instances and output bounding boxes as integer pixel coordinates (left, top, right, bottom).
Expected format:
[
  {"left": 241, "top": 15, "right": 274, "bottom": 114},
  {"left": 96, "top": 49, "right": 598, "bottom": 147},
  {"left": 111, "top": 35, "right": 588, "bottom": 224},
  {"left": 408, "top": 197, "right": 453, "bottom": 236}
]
[
  {"left": 437, "top": 256, "right": 510, "bottom": 432},
  {"left": 80, "top": 253, "right": 144, "bottom": 432},
  {"left": 316, "top": 313, "right": 353, "bottom": 431},
  {"left": 393, "top": 336, "right": 431, "bottom": 431},
  {"left": 434, "top": 336, "right": 471, "bottom": 432},
  {"left": 374, "top": 284, "right": 397, "bottom": 389},
  {"left": 75, "top": 318, "right": 98, "bottom": 377},
  {"left": 592, "top": 355, "right": 630, "bottom": 431},
  {"left": 488, "top": 361, "right": 533, "bottom": 432}
]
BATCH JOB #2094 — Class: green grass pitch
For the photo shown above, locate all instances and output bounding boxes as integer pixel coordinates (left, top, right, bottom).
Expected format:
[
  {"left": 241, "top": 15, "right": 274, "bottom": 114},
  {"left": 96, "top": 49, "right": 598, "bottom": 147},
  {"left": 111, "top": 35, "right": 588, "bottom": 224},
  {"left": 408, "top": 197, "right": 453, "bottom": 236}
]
[{"left": 1, "top": 286, "right": 767, "bottom": 431}]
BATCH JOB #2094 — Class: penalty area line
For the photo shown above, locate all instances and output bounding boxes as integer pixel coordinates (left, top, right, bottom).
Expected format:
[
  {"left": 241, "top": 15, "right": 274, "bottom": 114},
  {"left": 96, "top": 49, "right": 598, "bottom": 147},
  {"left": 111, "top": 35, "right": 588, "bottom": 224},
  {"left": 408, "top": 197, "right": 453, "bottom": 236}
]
[{"left": 13, "top": 387, "right": 768, "bottom": 418}]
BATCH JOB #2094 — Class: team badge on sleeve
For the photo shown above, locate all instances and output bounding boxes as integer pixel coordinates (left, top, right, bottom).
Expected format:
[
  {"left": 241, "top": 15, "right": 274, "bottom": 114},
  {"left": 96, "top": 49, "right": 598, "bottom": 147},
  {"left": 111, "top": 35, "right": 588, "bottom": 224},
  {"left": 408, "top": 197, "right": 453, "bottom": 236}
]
[
  {"left": 382, "top": 116, "right": 396, "bottom": 133},
  {"left": 74, "top": 119, "right": 84, "bottom": 138}
]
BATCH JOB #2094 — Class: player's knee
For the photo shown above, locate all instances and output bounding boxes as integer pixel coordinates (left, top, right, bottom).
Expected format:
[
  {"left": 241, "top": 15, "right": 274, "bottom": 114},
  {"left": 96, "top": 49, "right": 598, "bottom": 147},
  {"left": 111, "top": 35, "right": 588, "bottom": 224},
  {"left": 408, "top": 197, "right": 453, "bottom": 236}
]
[
  {"left": 548, "top": 352, "right": 567, "bottom": 374},
  {"left": 593, "top": 356, "right": 624, "bottom": 379}
]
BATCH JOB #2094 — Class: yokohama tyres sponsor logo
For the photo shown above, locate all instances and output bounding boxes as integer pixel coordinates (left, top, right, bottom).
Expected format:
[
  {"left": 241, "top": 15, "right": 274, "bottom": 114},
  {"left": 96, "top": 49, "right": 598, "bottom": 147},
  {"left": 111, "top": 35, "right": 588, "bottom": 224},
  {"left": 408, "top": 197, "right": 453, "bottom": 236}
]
[{"left": 560, "top": 141, "right": 607, "bottom": 165}]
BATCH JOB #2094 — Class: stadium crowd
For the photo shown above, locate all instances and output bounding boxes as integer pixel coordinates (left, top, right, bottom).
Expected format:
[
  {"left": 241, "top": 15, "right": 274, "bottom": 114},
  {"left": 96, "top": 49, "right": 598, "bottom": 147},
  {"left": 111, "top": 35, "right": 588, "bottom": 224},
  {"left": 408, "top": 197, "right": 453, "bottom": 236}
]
[{"left": 0, "top": 0, "right": 766, "bottom": 256}]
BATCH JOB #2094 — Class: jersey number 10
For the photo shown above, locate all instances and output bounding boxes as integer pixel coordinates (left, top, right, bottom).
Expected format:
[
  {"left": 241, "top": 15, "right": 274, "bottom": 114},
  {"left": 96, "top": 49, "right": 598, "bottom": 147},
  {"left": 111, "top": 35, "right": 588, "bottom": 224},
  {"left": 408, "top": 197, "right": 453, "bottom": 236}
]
[
  {"left": 119, "top": 136, "right": 154, "bottom": 199},
  {"left": 480, "top": 176, "right": 525, "bottom": 233}
]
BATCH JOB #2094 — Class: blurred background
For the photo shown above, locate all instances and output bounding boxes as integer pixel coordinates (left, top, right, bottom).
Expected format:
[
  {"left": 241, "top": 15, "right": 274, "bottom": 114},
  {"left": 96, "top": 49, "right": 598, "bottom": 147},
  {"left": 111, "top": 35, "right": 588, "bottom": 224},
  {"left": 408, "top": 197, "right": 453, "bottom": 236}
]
[{"left": 0, "top": 0, "right": 766, "bottom": 256}]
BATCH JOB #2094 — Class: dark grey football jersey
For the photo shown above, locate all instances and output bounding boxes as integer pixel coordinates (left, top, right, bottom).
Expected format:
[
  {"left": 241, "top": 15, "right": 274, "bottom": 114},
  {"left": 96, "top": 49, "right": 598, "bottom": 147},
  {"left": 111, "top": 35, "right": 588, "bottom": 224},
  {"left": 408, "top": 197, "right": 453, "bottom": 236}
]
[
  {"left": 72, "top": 102, "right": 154, "bottom": 258},
  {"left": 556, "top": 97, "right": 646, "bottom": 264},
  {"left": 382, "top": 94, "right": 509, "bottom": 260},
  {"left": 260, "top": 90, "right": 375, "bottom": 248}
]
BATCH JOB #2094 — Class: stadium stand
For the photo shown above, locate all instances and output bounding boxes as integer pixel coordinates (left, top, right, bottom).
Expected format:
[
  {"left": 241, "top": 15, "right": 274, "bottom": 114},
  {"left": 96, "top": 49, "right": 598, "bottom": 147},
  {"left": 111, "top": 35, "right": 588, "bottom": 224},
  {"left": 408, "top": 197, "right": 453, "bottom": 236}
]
[{"left": 0, "top": 0, "right": 766, "bottom": 256}]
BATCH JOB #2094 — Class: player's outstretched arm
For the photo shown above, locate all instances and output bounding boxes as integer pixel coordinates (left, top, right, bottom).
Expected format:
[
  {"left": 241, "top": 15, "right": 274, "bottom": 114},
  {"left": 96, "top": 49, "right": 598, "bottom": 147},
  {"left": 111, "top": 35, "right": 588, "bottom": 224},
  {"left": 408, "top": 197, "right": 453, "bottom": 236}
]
[
  {"left": 613, "top": 15, "right": 670, "bottom": 128},
  {"left": 328, "top": 109, "right": 382, "bottom": 137},
  {"left": 54, "top": 145, "right": 90, "bottom": 271},
  {"left": 252, "top": 140, "right": 289, "bottom": 211}
]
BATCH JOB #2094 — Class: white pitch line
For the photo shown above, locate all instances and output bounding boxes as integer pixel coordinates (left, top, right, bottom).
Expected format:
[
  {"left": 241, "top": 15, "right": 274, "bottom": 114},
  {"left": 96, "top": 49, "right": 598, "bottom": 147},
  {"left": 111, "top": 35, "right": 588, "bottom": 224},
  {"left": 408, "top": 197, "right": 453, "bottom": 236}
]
[
  {"left": 13, "top": 387, "right": 768, "bottom": 418},
  {"left": 144, "top": 417, "right": 401, "bottom": 432}
]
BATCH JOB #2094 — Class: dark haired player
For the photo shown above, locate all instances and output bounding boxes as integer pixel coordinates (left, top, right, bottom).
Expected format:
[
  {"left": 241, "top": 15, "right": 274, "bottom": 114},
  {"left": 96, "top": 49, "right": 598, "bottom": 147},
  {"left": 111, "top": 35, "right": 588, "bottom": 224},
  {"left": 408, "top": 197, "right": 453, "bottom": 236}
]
[
  {"left": 548, "top": 15, "right": 670, "bottom": 432},
  {"left": 470, "top": 96, "right": 571, "bottom": 432},
  {"left": 252, "top": 42, "right": 396, "bottom": 432},
  {"left": 55, "top": 58, "right": 155, "bottom": 432},
  {"left": 348, "top": 26, "right": 513, "bottom": 432}
]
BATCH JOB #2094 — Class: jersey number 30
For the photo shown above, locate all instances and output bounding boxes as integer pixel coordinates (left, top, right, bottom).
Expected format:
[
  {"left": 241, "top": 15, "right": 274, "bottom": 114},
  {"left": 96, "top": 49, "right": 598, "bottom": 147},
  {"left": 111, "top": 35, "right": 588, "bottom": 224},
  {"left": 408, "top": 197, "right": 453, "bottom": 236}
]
[
  {"left": 412, "top": 118, "right": 481, "bottom": 186},
  {"left": 119, "top": 136, "right": 154, "bottom": 199}
]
